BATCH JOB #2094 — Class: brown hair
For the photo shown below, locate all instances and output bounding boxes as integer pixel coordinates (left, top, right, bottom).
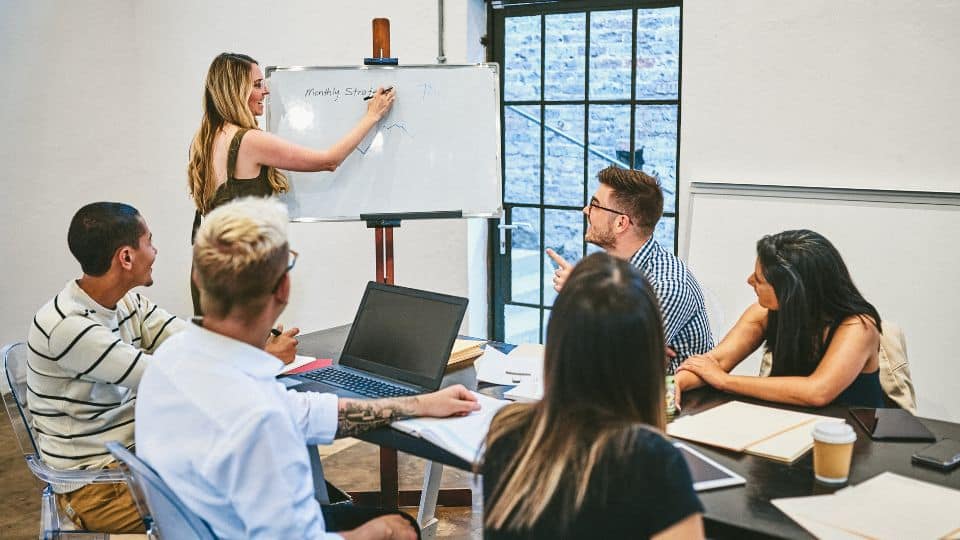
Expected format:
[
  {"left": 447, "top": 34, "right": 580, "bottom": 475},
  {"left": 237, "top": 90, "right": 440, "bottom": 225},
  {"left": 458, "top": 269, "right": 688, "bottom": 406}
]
[
  {"left": 482, "top": 252, "right": 667, "bottom": 532},
  {"left": 187, "top": 53, "right": 289, "bottom": 215},
  {"left": 597, "top": 165, "right": 663, "bottom": 235}
]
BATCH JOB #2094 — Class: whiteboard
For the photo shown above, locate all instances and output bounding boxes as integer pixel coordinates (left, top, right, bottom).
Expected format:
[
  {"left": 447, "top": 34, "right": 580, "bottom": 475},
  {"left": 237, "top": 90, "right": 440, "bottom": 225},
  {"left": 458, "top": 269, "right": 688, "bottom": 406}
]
[
  {"left": 265, "top": 64, "right": 502, "bottom": 221},
  {"left": 684, "top": 182, "right": 960, "bottom": 423}
]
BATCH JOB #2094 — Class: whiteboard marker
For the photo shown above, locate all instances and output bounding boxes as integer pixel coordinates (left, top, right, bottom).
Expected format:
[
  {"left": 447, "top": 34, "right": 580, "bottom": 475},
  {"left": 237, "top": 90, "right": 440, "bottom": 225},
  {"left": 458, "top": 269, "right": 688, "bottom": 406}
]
[{"left": 363, "top": 86, "right": 393, "bottom": 101}]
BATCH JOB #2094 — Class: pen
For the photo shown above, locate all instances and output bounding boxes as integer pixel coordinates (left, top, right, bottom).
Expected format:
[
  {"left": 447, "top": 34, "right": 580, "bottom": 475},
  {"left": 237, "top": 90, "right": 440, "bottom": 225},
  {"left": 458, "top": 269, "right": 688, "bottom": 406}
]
[
  {"left": 363, "top": 86, "right": 393, "bottom": 101},
  {"left": 270, "top": 328, "right": 282, "bottom": 337}
]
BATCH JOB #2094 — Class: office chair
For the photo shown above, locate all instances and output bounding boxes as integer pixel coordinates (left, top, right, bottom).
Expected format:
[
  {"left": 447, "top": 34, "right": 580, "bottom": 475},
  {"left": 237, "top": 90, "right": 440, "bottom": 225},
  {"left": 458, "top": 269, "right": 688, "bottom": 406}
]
[
  {"left": 105, "top": 442, "right": 215, "bottom": 540},
  {"left": 2, "top": 342, "right": 127, "bottom": 539}
]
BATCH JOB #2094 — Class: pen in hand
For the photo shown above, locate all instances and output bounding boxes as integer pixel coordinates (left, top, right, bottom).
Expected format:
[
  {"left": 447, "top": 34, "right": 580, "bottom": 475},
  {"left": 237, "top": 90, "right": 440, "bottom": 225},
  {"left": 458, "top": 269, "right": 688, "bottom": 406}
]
[
  {"left": 363, "top": 86, "right": 394, "bottom": 101},
  {"left": 270, "top": 328, "right": 282, "bottom": 337}
]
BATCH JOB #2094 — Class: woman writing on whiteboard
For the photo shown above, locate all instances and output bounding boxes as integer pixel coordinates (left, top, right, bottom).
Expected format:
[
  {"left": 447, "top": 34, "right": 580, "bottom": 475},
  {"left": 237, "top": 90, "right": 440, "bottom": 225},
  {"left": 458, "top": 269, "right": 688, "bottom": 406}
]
[
  {"left": 186, "top": 52, "right": 394, "bottom": 313},
  {"left": 482, "top": 252, "right": 704, "bottom": 539},
  {"left": 676, "top": 229, "right": 885, "bottom": 408}
]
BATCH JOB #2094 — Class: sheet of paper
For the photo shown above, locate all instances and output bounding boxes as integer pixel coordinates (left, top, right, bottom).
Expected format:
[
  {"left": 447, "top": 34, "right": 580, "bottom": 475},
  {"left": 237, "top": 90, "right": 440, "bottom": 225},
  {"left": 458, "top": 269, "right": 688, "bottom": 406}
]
[
  {"left": 474, "top": 347, "right": 519, "bottom": 385},
  {"left": 503, "top": 378, "right": 543, "bottom": 402},
  {"left": 748, "top": 416, "right": 843, "bottom": 463},
  {"left": 667, "top": 401, "right": 828, "bottom": 453},
  {"left": 391, "top": 392, "right": 511, "bottom": 463},
  {"left": 772, "top": 496, "right": 867, "bottom": 540},
  {"left": 787, "top": 472, "right": 960, "bottom": 539},
  {"left": 506, "top": 343, "right": 545, "bottom": 380},
  {"left": 278, "top": 354, "right": 318, "bottom": 375}
]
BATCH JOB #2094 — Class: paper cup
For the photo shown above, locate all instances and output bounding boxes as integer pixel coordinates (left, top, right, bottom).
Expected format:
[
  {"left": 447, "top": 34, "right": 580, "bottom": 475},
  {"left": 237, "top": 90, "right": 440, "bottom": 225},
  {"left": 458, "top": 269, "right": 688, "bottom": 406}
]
[{"left": 812, "top": 421, "right": 857, "bottom": 484}]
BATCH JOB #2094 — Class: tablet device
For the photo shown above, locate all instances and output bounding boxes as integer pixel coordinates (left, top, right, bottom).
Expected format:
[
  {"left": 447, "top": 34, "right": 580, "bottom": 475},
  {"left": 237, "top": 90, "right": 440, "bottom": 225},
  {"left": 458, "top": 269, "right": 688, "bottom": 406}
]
[
  {"left": 674, "top": 442, "right": 746, "bottom": 491},
  {"left": 849, "top": 407, "right": 936, "bottom": 441}
]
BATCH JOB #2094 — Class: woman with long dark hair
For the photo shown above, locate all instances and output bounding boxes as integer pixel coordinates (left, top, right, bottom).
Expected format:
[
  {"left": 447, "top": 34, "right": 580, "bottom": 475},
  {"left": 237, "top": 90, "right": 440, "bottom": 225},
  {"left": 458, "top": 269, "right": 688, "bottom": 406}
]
[
  {"left": 481, "top": 252, "right": 704, "bottom": 539},
  {"left": 677, "top": 229, "right": 884, "bottom": 408}
]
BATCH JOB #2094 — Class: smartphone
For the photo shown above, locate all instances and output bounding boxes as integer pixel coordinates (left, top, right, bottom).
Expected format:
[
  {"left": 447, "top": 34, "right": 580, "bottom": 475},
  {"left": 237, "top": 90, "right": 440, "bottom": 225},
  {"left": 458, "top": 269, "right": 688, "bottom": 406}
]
[{"left": 911, "top": 438, "right": 960, "bottom": 471}]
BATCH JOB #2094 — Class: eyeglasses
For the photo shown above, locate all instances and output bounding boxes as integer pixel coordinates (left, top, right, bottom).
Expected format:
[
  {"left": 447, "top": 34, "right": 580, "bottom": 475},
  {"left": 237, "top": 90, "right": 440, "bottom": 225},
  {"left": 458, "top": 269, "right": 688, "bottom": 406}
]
[
  {"left": 272, "top": 249, "right": 298, "bottom": 293},
  {"left": 587, "top": 199, "right": 630, "bottom": 223}
]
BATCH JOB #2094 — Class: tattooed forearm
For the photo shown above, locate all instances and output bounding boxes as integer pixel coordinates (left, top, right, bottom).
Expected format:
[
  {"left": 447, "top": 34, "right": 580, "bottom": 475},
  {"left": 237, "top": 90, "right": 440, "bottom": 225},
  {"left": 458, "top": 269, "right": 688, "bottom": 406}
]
[{"left": 336, "top": 396, "right": 420, "bottom": 438}]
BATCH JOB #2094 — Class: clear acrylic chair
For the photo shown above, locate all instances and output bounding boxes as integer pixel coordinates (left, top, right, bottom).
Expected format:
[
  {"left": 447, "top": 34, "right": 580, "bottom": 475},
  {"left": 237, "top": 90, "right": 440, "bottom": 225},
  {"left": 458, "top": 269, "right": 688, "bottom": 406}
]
[
  {"left": 105, "top": 442, "right": 215, "bottom": 540},
  {"left": 2, "top": 342, "right": 127, "bottom": 539}
]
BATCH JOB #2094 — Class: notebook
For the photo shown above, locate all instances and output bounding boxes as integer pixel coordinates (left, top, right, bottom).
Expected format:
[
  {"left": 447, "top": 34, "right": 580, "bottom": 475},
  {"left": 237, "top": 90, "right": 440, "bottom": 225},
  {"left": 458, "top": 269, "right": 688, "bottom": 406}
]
[
  {"left": 667, "top": 401, "right": 843, "bottom": 463},
  {"left": 293, "top": 282, "right": 467, "bottom": 399},
  {"left": 391, "top": 392, "right": 511, "bottom": 463},
  {"left": 446, "top": 339, "right": 486, "bottom": 372}
]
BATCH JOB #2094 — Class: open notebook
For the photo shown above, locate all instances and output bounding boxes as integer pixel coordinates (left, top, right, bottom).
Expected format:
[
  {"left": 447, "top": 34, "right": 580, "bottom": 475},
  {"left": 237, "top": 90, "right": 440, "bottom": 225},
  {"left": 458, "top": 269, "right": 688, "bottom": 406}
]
[
  {"left": 667, "top": 401, "right": 843, "bottom": 463},
  {"left": 391, "top": 392, "right": 511, "bottom": 463}
]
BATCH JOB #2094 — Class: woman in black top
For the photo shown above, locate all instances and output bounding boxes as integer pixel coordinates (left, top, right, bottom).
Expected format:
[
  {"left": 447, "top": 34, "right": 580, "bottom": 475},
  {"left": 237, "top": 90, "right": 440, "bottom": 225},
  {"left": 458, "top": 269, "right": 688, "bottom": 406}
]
[
  {"left": 676, "top": 229, "right": 885, "bottom": 408},
  {"left": 481, "top": 252, "right": 704, "bottom": 540},
  {"left": 186, "top": 52, "right": 394, "bottom": 314}
]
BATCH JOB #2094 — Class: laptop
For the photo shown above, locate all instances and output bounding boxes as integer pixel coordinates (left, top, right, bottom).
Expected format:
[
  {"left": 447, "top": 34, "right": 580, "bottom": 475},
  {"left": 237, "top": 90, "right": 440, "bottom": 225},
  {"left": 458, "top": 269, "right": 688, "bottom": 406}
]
[
  {"left": 849, "top": 407, "right": 936, "bottom": 441},
  {"left": 293, "top": 281, "right": 468, "bottom": 399}
]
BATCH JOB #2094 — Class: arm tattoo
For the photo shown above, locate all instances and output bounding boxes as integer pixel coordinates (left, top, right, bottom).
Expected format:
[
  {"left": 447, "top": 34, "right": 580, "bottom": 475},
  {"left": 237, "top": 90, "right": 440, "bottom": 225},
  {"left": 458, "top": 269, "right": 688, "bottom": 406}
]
[{"left": 336, "top": 396, "right": 420, "bottom": 438}]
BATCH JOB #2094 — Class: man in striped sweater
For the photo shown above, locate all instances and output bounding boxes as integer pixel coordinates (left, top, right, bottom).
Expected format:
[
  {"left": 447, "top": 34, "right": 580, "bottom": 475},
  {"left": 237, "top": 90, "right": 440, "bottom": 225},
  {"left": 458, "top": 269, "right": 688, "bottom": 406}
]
[{"left": 25, "top": 202, "right": 296, "bottom": 533}]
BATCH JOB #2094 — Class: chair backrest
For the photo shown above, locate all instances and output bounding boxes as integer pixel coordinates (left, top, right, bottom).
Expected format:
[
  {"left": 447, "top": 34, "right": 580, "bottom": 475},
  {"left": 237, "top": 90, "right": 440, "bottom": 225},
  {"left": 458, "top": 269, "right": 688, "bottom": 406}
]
[
  {"left": 106, "top": 441, "right": 216, "bottom": 540},
  {"left": 2, "top": 342, "right": 41, "bottom": 457}
]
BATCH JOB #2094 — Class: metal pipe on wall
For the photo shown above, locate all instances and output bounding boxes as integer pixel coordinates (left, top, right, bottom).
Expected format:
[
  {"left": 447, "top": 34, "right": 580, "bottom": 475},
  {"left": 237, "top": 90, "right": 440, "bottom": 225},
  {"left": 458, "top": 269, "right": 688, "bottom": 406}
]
[{"left": 437, "top": 0, "right": 447, "bottom": 63}]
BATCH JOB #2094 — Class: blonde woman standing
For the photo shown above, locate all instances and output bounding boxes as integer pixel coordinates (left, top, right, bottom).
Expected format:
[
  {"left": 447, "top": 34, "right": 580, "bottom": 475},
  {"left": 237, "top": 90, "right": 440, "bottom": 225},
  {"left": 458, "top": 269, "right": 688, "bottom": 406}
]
[
  {"left": 187, "top": 52, "right": 394, "bottom": 313},
  {"left": 481, "top": 253, "right": 704, "bottom": 539}
]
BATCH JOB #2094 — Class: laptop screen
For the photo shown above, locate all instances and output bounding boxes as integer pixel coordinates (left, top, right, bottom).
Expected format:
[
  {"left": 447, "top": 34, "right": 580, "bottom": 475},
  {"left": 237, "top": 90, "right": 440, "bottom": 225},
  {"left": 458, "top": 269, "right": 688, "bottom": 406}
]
[{"left": 339, "top": 282, "right": 468, "bottom": 391}]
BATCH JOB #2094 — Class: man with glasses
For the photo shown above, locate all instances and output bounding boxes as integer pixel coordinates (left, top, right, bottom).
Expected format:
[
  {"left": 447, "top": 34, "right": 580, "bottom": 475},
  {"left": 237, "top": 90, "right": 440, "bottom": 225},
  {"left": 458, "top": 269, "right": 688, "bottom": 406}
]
[
  {"left": 136, "top": 197, "right": 479, "bottom": 539},
  {"left": 546, "top": 166, "right": 713, "bottom": 371},
  {"left": 25, "top": 202, "right": 298, "bottom": 533}
]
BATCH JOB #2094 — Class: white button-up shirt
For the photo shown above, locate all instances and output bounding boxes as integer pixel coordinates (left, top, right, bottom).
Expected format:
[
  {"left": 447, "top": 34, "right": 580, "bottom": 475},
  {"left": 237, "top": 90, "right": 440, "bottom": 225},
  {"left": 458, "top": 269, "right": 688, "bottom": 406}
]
[{"left": 136, "top": 323, "right": 342, "bottom": 539}]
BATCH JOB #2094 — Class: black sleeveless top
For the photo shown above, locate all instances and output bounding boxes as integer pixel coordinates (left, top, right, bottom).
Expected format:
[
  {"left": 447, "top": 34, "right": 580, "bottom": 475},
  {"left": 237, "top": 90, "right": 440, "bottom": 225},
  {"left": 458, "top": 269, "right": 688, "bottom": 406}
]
[
  {"left": 190, "top": 128, "right": 275, "bottom": 315},
  {"left": 191, "top": 128, "right": 275, "bottom": 241}
]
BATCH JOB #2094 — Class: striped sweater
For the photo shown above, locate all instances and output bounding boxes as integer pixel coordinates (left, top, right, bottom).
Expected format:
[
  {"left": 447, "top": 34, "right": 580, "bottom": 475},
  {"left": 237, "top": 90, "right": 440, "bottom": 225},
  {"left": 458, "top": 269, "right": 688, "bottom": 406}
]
[{"left": 26, "top": 280, "right": 185, "bottom": 483}]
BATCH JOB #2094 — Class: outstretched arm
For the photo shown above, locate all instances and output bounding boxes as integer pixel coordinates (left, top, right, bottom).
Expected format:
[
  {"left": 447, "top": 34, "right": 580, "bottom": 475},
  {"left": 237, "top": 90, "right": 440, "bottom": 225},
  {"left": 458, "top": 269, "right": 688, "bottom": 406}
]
[
  {"left": 335, "top": 384, "right": 480, "bottom": 438},
  {"left": 244, "top": 87, "right": 396, "bottom": 172}
]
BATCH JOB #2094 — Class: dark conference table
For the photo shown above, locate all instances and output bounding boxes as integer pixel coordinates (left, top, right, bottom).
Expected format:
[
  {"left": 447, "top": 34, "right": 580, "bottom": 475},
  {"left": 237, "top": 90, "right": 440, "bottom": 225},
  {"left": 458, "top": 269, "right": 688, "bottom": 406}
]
[{"left": 297, "top": 327, "right": 960, "bottom": 539}]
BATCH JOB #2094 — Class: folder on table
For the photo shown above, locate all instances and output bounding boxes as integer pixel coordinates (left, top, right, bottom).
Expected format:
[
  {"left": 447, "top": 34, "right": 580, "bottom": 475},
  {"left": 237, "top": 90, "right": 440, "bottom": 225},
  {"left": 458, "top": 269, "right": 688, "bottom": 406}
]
[{"left": 667, "top": 401, "right": 843, "bottom": 463}]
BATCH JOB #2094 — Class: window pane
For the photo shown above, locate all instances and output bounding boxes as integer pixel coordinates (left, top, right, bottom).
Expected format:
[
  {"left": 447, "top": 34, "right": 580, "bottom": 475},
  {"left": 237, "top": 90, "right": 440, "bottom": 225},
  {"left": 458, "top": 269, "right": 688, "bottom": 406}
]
[
  {"left": 543, "top": 209, "right": 584, "bottom": 306},
  {"left": 504, "top": 16, "right": 541, "bottom": 101},
  {"left": 653, "top": 216, "right": 676, "bottom": 252},
  {"left": 544, "top": 13, "right": 585, "bottom": 100},
  {"left": 635, "top": 7, "right": 680, "bottom": 99},
  {"left": 505, "top": 304, "right": 541, "bottom": 345},
  {"left": 634, "top": 105, "right": 678, "bottom": 212},
  {"left": 543, "top": 105, "right": 585, "bottom": 206},
  {"left": 587, "top": 104, "right": 632, "bottom": 199},
  {"left": 589, "top": 10, "right": 633, "bottom": 100},
  {"left": 541, "top": 308, "right": 552, "bottom": 344},
  {"left": 509, "top": 206, "right": 541, "bottom": 305},
  {"left": 504, "top": 105, "right": 541, "bottom": 204}
]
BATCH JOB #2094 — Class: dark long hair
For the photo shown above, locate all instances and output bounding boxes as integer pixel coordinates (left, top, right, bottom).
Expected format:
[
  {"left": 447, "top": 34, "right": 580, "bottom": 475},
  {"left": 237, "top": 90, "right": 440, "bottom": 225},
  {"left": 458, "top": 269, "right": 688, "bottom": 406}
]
[
  {"left": 758, "top": 229, "right": 881, "bottom": 376},
  {"left": 483, "top": 252, "right": 666, "bottom": 531}
]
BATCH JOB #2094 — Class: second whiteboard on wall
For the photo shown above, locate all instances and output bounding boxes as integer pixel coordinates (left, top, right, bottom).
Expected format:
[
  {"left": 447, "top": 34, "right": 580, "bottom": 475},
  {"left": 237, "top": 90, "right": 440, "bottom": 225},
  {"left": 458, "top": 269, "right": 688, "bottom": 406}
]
[{"left": 265, "top": 64, "right": 503, "bottom": 221}]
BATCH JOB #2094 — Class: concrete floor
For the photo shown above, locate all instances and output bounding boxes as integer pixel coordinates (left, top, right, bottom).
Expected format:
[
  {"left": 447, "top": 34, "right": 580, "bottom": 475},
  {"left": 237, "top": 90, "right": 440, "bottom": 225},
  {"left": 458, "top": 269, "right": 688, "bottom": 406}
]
[{"left": 0, "top": 417, "right": 481, "bottom": 539}]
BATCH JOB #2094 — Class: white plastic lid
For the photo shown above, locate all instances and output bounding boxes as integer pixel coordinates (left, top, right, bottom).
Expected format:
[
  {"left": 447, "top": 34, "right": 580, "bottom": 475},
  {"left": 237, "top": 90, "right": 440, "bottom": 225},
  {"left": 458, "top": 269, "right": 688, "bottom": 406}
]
[{"left": 812, "top": 420, "right": 857, "bottom": 444}]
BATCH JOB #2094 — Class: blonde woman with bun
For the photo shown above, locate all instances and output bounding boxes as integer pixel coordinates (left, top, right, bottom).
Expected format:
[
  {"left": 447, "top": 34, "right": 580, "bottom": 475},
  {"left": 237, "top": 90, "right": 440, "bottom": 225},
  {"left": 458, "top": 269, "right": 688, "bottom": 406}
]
[{"left": 187, "top": 52, "right": 394, "bottom": 313}]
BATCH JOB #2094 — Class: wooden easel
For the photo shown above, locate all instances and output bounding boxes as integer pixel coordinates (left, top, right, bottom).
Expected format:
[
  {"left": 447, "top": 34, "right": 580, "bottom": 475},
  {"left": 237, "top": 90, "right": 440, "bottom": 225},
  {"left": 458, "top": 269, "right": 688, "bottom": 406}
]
[{"left": 346, "top": 18, "right": 472, "bottom": 513}]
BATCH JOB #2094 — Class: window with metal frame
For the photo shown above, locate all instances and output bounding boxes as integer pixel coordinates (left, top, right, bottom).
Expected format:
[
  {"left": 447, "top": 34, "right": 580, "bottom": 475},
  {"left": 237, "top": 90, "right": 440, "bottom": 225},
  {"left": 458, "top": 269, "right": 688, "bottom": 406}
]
[{"left": 490, "top": 0, "right": 682, "bottom": 344}]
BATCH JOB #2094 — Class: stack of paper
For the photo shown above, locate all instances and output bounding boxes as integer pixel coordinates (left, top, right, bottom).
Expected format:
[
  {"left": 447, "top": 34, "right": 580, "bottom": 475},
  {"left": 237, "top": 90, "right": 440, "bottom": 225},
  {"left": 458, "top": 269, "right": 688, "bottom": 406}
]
[
  {"left": 475, "top": 343, "right": 544, "bottom": 386},
  {"left": 772, "top": 472, "right": 960, "bottom": 539},
  {"left": 391, "top": 392, "right": 512, "bottom": 463},
  {"left": 667, "top": 401, "right": 843, "bottom": 463},
  {"left": 446, "top": 339, "right": 486, "bottom": 372}
]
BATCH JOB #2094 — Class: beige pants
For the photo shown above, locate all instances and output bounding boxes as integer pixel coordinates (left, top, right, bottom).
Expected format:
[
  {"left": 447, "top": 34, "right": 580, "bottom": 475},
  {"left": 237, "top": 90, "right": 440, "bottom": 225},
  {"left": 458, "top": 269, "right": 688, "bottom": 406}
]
[{"left": 56, "top": 480, "right": 145, "bottom": 533}]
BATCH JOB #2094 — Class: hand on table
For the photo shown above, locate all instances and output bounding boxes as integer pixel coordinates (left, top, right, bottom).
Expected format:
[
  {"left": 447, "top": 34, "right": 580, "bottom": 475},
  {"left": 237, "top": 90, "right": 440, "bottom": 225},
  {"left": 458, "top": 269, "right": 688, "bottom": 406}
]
[
  {"left": 417, "top": 384, "right": 481, "bottom": 418},
  {"left": 340, "top": 514, "right": 417, "bottom": 540},
  {"left": 545, "top": 248, "right": 573, "bottom": 292},
  {"left": 677, "top": 353, "right": 728, "bottom": 391},
  {"left": 265, "top": 324, "right": 299, "bottom": 364}
]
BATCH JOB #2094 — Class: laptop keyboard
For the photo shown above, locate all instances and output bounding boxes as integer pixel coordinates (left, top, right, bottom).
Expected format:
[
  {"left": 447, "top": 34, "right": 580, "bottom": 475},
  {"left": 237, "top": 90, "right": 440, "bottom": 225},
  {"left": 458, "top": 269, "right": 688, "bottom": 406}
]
[{"left": 301, "top": 367, "right": 418, "bottom": 398}]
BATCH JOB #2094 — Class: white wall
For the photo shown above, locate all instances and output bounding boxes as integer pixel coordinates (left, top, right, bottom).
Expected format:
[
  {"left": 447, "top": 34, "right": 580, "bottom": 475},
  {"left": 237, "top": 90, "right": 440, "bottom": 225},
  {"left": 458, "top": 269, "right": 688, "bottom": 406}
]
[
  {"left": 0, "top": 0, "right": 489, "bottom": 346},
  {"left": 680, "top": 1, "right": 960, "bottom": 420}
]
